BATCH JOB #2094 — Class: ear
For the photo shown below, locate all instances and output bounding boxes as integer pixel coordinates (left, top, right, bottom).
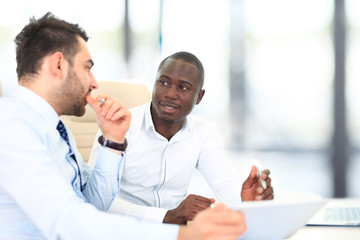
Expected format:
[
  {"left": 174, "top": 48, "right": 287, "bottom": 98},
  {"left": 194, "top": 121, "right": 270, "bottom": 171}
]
[
  {"left": 49, "top": 52, "right": 68, "bottom": 80},
  {"left": 195, "top": 89, "right": 205, "bottom": 105}
]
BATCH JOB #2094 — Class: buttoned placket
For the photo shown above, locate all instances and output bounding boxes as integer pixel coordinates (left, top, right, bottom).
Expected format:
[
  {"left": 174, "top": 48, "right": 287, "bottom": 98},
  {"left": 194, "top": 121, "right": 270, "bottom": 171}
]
[
  {"left": 151, "top": 122, "right": 191, "bottom": 208},
  {"left": 154, "top": 141, "right": 170, "bottom": 207}
]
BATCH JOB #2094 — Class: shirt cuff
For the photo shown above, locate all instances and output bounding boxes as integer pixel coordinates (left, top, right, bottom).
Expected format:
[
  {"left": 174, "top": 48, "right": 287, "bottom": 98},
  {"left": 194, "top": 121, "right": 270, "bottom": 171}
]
[
  {"left": 143, "top": 206, "right": 168, "bottom": 223},
  {"left": 109, "top": 197, "right": 169, "bottom": 223},
  {"left": 94, "top": 146, "right": 123, "bottom": 173}
]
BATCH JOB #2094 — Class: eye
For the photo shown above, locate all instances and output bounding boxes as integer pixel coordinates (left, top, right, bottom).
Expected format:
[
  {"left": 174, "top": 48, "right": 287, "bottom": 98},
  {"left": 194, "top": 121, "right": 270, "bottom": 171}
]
[
  {"left": 159, "top": 79, "right": 168, "bottom": 86},
  {"left": 179, "top": 85, "right": 188, "bottom": 91},
  {"left": 179, "top": 84, "right": 192, "bottom": 91}
]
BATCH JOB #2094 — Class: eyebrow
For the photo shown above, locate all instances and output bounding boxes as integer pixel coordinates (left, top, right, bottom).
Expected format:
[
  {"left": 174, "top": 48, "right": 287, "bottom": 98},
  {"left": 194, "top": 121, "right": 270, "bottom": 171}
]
[
  {"left": 179, "top": 80, "right": 193, "bottom": 87},
  {"left": 159, "top": 74, "right": 170, "bottom": 80}
]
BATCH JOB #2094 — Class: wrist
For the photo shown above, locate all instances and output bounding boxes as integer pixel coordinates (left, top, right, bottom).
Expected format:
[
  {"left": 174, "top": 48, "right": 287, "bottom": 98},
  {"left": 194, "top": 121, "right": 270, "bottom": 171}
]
[
  {"left": 163, "top": 210, "right": 174, "bottom": 224},
  {"left": 98, "top": 135, "right": 128, "bottom": 152},
  {"left": 163, "top": 209, "right": 187, "bottom": 225},
  {"left": 102, "top": 134, "right": 126, "bottom": 143},
  {"left": 177, "top": 226, "right": 192, "bottom": 240}
]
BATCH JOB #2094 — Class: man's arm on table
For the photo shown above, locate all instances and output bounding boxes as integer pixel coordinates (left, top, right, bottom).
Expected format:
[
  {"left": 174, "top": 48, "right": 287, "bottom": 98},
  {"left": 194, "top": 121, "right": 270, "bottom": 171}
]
[{"left": 109, "top": 193, "right": 216, "bottom": 224}]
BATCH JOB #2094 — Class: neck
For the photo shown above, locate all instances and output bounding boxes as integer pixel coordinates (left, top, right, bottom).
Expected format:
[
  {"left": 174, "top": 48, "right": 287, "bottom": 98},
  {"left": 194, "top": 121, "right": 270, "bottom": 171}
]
[
  {"left": 19, "top": 76, "right": 61, "bottom": 116},
  {"left": 150, "top": 106, "right": 184, "bottom": 141},
  {"left": 155, "top": 121, "right": 183, "bottom": 141}
]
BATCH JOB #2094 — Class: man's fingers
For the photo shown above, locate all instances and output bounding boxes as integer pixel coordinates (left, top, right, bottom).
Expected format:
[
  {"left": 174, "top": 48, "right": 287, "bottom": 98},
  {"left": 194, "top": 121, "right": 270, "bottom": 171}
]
[
  {"left": 188, "top": 203, "right": 247, "bottom": 240},
  {"left": 250, "top": 165, "right": 258, "bottom": 178},
  {"left": 89, "top": 95, "right": 130, "bottom": 121},
  {"left": 109, "top": 108, "right": 132, "bottom": 121},
  {"left": 209, "top": 198, "right": 216, "bottom": 204},
  {"left": 261, "top": 169, "right": 271, "bottom": 179},
  {"left": 85, "top": 94, "right": 101, "bottom": 114},
  {"left": 191, "top": 204, "right": 210, "bottom": 213},
  {"left": 211, "top": 203, "right": 230, "bottom": 212},
  {"left": 256, "top": 185, "right": 274, "bottom": 200},
  {"left": 242, "top": 165, "right": 258, "bottom": 188},
  {"left": 183, "top": 199, "right": 212, "bottom": 212},
  {"left": 264, "top": 186, "right": 274, "bottom": 200},
  {"left": 190, "top": 194, "right": 211, "bottom": 202},
  {"left": 95, "top": 95, "right": 114, "bottom": 117},
  {"left": 265, "top": 177, "right": 271, "bottom": 186},
  {"left": 187, "top": 194, "right": 214, "bottom": 206},
  {"left": 207, "top": 206, "right": 245, "bottom": 226}
]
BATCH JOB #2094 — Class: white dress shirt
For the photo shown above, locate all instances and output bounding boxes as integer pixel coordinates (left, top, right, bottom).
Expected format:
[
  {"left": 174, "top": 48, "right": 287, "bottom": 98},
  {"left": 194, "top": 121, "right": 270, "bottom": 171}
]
[
  {"left": 89, "top": 102, "right": 242, "bottom": 223},
  {"left": 0, "top": 87, "right": 179, "bottom": 239}
]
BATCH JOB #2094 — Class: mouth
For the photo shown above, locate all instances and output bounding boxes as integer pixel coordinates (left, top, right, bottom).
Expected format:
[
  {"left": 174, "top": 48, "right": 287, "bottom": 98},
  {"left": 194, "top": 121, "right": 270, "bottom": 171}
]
[
  {"left": 84, "top": 90, "right": 92, "bottom": 105},
  {"left": 159, "top": 101, "right": 180, "bottom": 113}
]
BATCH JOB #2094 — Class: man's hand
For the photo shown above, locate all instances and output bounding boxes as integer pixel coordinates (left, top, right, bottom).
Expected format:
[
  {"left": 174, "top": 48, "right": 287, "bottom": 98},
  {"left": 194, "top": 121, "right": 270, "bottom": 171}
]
[
  {"left": 177, "top": 203, "right": 247, "bottom": 240},
  {"left": 163, "top": 194, "right": 216, "bottom": 225},
  {"left": 86, "top": 94, "right": 131, "bottom": 143},
  {"left": 241, "top": 165, "right": 274, "bottom": 201}
]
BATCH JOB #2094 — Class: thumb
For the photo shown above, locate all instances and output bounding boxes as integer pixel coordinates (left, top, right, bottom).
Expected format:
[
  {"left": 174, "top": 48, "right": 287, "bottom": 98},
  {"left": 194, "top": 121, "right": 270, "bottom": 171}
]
[
  {"left": 249, "top": 165, "right": 258, "bottom": 179},
  {"left": 85, "top": 94, "right": 101, "bottom": 115},
  {"left": 243, "top": 165, "right": 258, "bottom": 188}
]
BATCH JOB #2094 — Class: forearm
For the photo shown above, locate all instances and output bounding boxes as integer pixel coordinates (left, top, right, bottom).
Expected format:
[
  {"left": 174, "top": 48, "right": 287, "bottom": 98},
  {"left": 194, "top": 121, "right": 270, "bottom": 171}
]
[
  {"left": 109, "top": 197, "right": 168, "bottom": 223},
  {"left": 82, "top": 147, "right": 123, "bottom": 210}
]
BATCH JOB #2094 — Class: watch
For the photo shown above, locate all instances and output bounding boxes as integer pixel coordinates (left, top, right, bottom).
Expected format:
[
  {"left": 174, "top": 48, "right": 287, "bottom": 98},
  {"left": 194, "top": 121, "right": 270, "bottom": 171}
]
[{"left": 98, "top": 135, "right": 128, "bottom": 151}]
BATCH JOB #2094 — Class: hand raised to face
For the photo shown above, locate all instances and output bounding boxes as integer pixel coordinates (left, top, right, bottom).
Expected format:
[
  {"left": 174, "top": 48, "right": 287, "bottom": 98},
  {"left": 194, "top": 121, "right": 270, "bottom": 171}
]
[{"left": 86, "top": 94, "right": 131, "bottom": 144}]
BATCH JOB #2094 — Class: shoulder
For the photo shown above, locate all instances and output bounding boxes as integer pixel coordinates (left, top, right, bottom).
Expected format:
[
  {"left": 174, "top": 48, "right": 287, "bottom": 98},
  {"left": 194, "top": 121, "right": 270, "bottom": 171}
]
[
  {"left": 187, "top": 115, "right": 227, "bottom": 150},
  {"left": 0, "top": 97, "right": 50, "bottom": 139},
  {"left": 0, "top": 97, "right": 36, "bottom": 122},
  {"left": 187, "top": 114, "right": 216, "bottom": 131},
  {"left": 187, "top": 114, "right": 221, "bottom": 139}
]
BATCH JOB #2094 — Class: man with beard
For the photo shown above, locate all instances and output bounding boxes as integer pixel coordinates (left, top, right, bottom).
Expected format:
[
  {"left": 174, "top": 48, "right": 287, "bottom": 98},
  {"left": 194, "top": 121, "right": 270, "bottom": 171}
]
[
  {"left": 0, "top": 13, "right": 247, "bottom": 240},
  {"left": 90, "top": 51, "right": 274, "bottom": 225}
]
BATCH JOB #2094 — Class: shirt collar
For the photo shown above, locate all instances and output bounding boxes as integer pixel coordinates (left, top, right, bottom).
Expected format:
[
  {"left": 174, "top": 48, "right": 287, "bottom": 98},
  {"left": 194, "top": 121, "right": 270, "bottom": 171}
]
[{"left": 11, "top": 86, "right": 60, "bottom": 129}]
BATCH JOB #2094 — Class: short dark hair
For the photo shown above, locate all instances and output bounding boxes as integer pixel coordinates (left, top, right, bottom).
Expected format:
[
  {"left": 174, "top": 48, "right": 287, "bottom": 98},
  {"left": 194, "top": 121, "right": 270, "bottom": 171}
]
[
  {"left": 14, "top": 12, "right": 89, "bottom": 80},
  {"left": 158, "top": 51, "right": 205, "bottom": 88}
]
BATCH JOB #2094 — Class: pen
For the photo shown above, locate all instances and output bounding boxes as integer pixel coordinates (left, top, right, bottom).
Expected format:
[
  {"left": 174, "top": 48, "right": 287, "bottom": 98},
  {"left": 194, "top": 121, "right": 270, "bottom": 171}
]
[{"left": 257, "top": 166, "right": 267, "bottom": 189}]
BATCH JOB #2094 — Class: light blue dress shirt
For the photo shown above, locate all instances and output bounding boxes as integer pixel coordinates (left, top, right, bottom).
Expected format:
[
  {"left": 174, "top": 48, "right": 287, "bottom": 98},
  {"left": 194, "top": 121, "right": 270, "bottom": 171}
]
[{"left": 0, "top": 86, "right": 179, "bottom": 239}]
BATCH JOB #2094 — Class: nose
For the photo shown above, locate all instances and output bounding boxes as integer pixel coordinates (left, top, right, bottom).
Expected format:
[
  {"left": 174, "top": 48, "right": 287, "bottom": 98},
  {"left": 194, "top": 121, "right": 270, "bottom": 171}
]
[
  {"left": 89, "top": 73, "right": 98, "bottom": 90},
  {"left": 165, "top": 85, "right": 178, "bottom": 100}
]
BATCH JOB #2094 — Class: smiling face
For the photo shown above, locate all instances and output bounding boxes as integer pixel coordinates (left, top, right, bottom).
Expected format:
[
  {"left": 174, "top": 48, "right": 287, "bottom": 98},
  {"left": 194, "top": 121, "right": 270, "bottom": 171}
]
[
  {"left": 151, "top": 58, "right": 205, "bottom": 131},
  {"left": 59, "top": 37, "right": 97, "bottom": 116}
]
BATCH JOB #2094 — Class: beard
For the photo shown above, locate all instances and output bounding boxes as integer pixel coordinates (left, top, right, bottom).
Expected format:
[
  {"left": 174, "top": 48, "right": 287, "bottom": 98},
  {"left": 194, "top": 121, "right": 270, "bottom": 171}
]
[{"left": 59, "top": 67, "right": 87, "bottom": 116}]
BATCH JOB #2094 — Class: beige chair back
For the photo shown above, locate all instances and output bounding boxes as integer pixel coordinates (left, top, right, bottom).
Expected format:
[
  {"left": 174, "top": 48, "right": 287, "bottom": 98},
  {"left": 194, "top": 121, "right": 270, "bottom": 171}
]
[{"left": 61, "top": 81, "right": 151, "bottom": 163}]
